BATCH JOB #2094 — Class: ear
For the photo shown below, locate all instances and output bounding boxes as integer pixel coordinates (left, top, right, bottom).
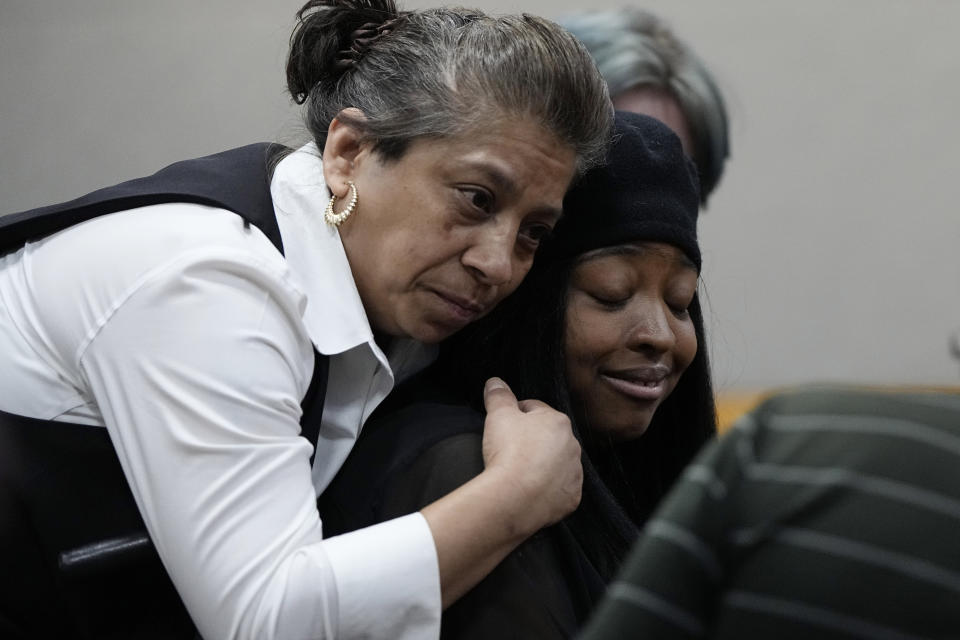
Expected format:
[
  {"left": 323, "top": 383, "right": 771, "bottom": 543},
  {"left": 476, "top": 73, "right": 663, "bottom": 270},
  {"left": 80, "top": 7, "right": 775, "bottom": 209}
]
[{"left": 322, "top": 107, "right": 369, "bottom": 197}]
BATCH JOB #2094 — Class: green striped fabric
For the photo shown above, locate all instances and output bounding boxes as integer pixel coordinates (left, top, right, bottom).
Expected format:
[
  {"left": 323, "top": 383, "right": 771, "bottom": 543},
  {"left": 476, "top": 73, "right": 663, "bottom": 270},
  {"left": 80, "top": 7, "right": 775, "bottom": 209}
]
[{"left": 580, "top": 387, "right": 960, "bottom": 639}]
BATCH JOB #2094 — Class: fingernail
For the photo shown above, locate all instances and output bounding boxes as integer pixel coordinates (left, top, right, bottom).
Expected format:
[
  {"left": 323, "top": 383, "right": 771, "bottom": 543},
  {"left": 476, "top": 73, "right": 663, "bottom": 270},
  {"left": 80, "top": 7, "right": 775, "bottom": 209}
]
[{"left": 485, "top": 377, "right": 506, "bottom": 391}]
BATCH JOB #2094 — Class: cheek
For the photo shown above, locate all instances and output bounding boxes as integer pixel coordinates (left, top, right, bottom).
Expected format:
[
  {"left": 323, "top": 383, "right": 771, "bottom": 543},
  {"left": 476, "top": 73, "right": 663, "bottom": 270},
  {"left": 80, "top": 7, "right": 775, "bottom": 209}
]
[
  {"left": 398, "top": 224, "right": 470, "bottom": 278},
  {"left": 674, "top": 322, "right": 699, "bottom": 374},
  {"left": 563, "top": 305, "right": 612, "bottom": 378},
  {"left": 563, "top": 303, "right": 590, "bottom": 361},
  {"left": 502, "top": 256, "right": 535, "bottom": 296},
  {"left": 563, "top": 309, "right": 589, "bottom": 388}
]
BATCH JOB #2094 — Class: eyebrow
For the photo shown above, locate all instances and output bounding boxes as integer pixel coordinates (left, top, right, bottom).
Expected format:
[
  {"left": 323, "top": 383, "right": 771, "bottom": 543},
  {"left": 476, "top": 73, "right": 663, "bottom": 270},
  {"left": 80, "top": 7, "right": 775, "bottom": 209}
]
[
  {"left": 472, "top": 162, "right": 564, "bottom": 222},
  {"left": 475, "top": 163, "right": 515, "bottom": 195},
  {"left": 580, "top": 243, "right": 699, "bottom": 271}
]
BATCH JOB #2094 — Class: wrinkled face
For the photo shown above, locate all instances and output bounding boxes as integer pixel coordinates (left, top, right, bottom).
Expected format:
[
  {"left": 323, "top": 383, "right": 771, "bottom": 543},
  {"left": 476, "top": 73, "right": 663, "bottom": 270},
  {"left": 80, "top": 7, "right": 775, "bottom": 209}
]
[
  {"left": 564, "top": 242, "right": 699, "bottom": 439},
  {"left": 335, "top": 120, "right": 577, "bottom": 343}
]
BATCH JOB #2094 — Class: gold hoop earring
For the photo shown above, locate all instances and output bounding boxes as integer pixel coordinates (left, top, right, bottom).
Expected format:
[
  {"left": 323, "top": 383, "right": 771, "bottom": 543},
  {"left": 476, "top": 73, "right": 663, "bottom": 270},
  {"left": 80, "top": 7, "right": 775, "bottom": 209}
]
[{"left": 324, "top": 181, "right": 358, "bottom": 227}]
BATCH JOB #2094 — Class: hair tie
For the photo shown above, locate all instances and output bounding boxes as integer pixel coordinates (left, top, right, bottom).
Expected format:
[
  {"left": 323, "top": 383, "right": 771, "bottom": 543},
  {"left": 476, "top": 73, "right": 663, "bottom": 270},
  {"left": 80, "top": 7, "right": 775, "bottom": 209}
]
[{"left": 335, "top": 17, "right": 402, "bottom": 71}]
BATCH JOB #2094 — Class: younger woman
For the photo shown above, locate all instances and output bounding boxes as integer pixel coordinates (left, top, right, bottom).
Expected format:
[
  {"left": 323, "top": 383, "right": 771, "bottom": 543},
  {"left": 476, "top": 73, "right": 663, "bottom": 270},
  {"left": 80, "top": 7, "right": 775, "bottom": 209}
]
[{"left": 319, "top": 111, "right": 717, "bottom": 637}]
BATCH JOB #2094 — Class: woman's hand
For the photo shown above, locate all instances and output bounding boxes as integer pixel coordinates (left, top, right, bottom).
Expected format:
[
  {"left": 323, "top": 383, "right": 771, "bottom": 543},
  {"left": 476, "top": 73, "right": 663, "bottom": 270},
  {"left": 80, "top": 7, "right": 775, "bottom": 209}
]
[
  {"left": 420, "top": 377, "right": 582, "bottom": 608},
  {"left": 480, "top": 377, "right": 583, "bottom": 536}
]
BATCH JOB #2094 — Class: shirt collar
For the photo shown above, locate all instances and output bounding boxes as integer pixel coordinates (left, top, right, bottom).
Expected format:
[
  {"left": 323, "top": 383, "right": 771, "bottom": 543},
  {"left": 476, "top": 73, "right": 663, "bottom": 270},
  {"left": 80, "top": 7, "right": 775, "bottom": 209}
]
[{"left": 269, "top": 142, "right": 435, "bottom": 373}]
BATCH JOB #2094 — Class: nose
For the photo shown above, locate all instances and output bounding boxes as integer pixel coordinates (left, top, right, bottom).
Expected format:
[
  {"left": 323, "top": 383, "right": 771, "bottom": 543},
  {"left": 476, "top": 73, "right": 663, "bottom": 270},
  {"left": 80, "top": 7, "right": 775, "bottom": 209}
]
[
  {"left": 461, "top": 229, "right": 515, "bottom": 286},
  {"left": 626, "top": 301, "right": 676, "bottom": 355}
]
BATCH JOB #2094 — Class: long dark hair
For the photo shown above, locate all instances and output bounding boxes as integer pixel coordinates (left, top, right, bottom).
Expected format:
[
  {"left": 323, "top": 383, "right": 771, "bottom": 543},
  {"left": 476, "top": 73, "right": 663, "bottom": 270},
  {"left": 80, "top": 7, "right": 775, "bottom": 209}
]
[{"left": 437, "top": 248, "right": 716, "bottom": 580}]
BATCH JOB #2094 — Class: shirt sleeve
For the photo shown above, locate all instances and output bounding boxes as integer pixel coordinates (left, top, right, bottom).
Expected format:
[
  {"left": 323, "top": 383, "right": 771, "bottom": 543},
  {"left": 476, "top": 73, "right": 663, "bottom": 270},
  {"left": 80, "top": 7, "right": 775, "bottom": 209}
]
[
  {"left": 579, "top": 427, "right": 747, "bottom": 640},
  {"left": 76, "top": 247, "right": 440, "bottom": 639}
]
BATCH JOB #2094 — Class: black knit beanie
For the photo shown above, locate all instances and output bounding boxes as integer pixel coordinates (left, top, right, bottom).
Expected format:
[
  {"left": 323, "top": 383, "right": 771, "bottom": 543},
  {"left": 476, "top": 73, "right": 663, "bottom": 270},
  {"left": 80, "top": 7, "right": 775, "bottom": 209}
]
[{"left": 542, "top": 111, "right": 701, "bottom": 269}]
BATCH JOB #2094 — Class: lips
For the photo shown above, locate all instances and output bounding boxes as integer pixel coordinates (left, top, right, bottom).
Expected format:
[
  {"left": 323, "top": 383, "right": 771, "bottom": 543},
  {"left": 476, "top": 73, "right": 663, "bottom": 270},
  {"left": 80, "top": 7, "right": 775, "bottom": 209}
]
[
  {"left": 427, "top": 287, "right": 486, "bottom": 325},
  {"left": 600, "top": 364, "right": 671, "bottom": 402}
]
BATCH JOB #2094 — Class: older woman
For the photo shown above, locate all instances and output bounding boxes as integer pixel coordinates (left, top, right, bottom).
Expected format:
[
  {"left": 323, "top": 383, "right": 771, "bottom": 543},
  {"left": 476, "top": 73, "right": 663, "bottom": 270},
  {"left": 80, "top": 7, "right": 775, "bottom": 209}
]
[
  {"left": 319, "top": 112, "right": 717, "bottom": 638},
  {"left": 562, "top": 8, "right": 730, "bottom": 204},
  {"left": 0, "top": 0, "right": 611, "bottom": 637}
]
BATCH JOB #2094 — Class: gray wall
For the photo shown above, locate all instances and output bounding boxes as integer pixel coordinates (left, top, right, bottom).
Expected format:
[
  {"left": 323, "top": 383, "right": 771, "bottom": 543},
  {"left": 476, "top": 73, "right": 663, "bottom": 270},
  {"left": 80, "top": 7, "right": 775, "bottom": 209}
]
[{"left": 3, "top": 1, "right": 958, "bottom": 391}]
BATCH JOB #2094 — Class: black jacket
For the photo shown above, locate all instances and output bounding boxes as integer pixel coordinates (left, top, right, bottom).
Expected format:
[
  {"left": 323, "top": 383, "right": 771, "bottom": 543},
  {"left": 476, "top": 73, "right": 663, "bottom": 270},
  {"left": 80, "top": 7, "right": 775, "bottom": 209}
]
[{"left": 0, "top": 144, "right": 328, "bottom": 638}]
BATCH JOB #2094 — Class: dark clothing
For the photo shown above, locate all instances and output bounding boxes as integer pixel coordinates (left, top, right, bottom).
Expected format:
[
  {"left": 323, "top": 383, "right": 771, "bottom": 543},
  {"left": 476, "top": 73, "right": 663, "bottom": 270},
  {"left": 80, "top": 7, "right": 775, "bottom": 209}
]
[
  {"left": 580, "top": 387, "right": 960, "bottom": 640},
  {"left": 0, "top": 143, "right": 285, "bottom": 255},
  {"left": 0, "top": 144, "right": 329, "bottom": 639},
  {"left": 319, "top": 380, "right": 608, "bottom": 639}
]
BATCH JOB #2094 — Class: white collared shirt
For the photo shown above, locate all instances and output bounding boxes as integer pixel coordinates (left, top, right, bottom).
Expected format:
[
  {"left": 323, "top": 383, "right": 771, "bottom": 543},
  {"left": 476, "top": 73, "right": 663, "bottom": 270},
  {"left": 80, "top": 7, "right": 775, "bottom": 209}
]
[{"left": 0, "top": 144, "right": 440, "bottom": 639}]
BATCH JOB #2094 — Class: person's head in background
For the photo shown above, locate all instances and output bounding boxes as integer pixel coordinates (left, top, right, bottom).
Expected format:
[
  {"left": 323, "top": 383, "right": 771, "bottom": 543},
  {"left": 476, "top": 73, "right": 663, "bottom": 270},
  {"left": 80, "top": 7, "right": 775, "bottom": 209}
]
[
  {"left": 288, "top": 0, "right": 613, "bottom": 344},
  {"left": 447, "top": 112, "right": 716, "bottom": 576},
  {"left": 562, "top": 8, "right": 730, "bottom": 205}
]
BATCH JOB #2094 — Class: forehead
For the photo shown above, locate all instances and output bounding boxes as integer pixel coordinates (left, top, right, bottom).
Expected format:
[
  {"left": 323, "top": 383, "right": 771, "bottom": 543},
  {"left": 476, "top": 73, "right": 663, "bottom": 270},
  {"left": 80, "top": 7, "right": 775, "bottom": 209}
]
[
  {"left": 577, "top": 241, "right": 698, "bottom": 272},
  {"left": 434, "top": 118, "right": 573, "bottom": 161},
  {"left": 405, "top": 118, "right": 578, "bottom": 193}
]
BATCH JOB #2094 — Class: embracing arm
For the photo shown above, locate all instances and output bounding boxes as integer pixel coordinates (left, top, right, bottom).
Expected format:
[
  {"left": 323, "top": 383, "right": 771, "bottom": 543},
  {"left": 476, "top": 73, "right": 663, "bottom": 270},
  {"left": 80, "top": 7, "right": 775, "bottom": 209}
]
[
  {"left": 369, "top": 425, "right": 594, "bottom": 639},
  {"left": 69, "top": 242, "right": 439, "bottom": 638},
  {"left": 421, "top": 379, "right": 583, "bottom": 608},
  {"left": 72, "top": 251, "right": 580, "bottom": 637},
  {"left": 40, "top": 201, "right": 581, "bottom": 639}
]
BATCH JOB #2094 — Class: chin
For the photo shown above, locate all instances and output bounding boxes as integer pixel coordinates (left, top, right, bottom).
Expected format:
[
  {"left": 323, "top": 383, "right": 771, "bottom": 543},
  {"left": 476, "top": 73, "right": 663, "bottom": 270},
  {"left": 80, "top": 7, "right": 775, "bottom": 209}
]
[
  {"left": 596, "top": 410, "right": 656, "bottom": 442},
  {"left": 407, "top": 320, "right": 462, "bottom": 344},
  {"left": 611, "top": 422, "right": 653, "bottom": 442}
]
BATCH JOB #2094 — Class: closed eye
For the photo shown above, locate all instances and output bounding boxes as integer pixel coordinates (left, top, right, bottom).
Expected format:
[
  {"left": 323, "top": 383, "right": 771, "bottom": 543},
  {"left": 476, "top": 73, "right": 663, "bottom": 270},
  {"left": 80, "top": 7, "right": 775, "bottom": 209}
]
[
  {"left": 589, "top": 292, "right": 630, "bottom": 309},
  {"left": 669, "top": 304, "right": 690, "bottom": 318},
  {"left": 666, "top": 295, "right": 693, "bottom": 318}
]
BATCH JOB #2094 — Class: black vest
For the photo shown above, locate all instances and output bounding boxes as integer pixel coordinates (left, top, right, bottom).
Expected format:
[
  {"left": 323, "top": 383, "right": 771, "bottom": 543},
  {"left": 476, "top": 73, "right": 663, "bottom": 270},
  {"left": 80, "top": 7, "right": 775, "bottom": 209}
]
[{"left": 0, "top": 144, "right": 329, "bottom": 638}]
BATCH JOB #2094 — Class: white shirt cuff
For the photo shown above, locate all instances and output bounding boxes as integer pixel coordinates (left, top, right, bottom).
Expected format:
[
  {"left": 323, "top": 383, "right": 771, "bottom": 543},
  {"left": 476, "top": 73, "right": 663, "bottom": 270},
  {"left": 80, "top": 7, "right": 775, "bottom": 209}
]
[{"left": 324, "top": 512, "right": 441, "bottom": 639}]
